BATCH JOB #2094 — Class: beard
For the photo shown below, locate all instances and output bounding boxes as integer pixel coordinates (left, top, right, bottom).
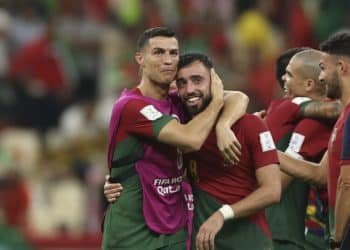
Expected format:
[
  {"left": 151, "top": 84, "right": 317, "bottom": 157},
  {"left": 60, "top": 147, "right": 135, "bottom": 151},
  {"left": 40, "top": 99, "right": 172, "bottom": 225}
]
[
  {"left": 326, "top": 72, "right": 342, "bottom": 99},
  {"left": 185, "top": 94, "right": 212, "bottom": 117}
]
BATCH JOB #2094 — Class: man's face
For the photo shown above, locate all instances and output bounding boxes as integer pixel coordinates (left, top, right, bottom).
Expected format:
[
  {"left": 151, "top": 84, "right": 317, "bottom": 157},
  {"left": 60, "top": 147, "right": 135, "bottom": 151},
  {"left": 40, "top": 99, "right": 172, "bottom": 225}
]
[
  {"left": 319, "top": 53, "right": 341, "bottom": 99},
  {"left": 282, "top": 58, "right": 307, "bottom": 97},
  {"left": 139, "top": 36, "right": 179, "bottom": 85},
  {"left": 176, "top": 61, "right": 211, "bottom": 117}
]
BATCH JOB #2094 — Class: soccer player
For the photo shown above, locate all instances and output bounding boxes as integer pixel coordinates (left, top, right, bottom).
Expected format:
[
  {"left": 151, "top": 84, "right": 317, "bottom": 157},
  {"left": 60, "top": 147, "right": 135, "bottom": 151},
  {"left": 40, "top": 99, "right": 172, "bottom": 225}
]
[
  {"left": 102, "top": 27, "right": 247, "bottom": 250},
  {"left": 278, "top": 30, "right": 350, "bottom": 250},
  {"left": 178, "top": 53, "right": 281, "bottom": 250},
  {"left": 265, "top": 49, "right": 334, "bottom": 250}
]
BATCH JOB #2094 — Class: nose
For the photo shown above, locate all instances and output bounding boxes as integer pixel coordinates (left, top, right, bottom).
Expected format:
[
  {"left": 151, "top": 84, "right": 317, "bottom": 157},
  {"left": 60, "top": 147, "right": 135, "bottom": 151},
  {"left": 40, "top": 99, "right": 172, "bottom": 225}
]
[
  {"left": 185, "top": 82, "right": 196, "bottom": 94},
  {"left": 281, "top": 73, "right": 287, "bottom": 82},
  {"left": 163, "top": 52, "right": 174, "bottom": 64}
]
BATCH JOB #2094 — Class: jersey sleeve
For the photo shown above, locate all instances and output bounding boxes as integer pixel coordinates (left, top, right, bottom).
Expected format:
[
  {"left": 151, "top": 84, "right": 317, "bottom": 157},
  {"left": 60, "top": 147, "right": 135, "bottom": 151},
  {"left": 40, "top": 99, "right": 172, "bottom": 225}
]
[
  {"left": 340, "top": 113, "right": 350, "bottom": 165},
  {"left": 244, "top": 115, "right": 279, "bottom": 169},
  {"left": 120, "top": 99, "right": 175, "bottom": 139},
  {"left": 290, "top": 97, "right": 312, "bottom": 119},
  {"left": 285, "top": 118, "right": 330, "bottom": 161}
]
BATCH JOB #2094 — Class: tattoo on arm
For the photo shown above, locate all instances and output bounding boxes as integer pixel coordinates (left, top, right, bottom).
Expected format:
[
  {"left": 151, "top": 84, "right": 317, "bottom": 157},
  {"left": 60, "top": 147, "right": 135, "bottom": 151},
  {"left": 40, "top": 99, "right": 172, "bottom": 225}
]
[{"left": 302, "top": 100, "right": 342, "bottom": 120}]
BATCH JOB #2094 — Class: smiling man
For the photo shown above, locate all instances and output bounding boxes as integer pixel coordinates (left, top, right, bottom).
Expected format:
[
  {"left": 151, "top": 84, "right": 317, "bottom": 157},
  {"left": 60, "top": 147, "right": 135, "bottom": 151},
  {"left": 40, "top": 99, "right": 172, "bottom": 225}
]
[{"left": 175, "top": 53, "right": 281, "bottom": 250}]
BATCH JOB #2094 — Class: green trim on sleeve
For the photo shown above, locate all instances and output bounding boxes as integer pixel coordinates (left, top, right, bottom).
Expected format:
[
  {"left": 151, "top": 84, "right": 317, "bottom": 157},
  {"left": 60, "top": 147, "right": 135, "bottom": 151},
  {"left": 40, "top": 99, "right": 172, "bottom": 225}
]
[
  {"left": 153, "top": 115, "right": 176, "bottom": 138},
  {"left": 299, "top": 100, "right": 313, "bottom": 115}
]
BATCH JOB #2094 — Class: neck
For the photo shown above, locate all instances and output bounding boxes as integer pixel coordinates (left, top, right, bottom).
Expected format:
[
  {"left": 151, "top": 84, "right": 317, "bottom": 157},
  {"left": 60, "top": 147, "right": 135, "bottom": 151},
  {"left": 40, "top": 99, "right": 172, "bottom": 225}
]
[
  {"left": 138, "top": 77, "right": 170, "bottom": 100},
  {"left": 340, "top": 81, "right": 350, "bottom": 106},
  {"left": 308, "top": 92, "right": 325, "bottom": 101}
]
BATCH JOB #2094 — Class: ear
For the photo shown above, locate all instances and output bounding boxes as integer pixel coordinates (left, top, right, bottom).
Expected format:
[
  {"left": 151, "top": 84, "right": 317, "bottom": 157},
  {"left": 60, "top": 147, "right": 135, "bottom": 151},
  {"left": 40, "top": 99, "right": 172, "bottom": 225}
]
[
  {"left": 304, "top": 79, "right": 314, "bottom": 92},
  {"left": 135, "top": 52, "right": 143, "bottom": 67},
  {"left": 337, "top": 59, "right": 348, "bottom": 75}
]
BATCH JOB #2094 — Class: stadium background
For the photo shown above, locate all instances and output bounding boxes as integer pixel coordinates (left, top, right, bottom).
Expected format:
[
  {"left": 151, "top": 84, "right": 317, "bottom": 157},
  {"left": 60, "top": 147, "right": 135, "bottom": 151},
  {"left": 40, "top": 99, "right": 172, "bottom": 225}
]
[{"left": 0, "top": 0, "right": 349, "bottom": 249}]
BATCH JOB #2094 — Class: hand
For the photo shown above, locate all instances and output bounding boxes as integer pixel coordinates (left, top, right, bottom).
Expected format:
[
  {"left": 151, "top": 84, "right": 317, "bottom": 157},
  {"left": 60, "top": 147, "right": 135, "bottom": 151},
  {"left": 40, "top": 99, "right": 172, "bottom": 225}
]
[
  {"left": 104, "top": 175, "right": 123, "bottom": 203},
  {"left": 215, "top": 124, "right": 241, "bottom": 165},
  {"left": 253, "top": 109, "right": 267, "bottom": 119},
  {"left": 210, "top": 69, "right": 224, "bottom": 108},
  {"left": 196, "top": 211, "right": 224, "bottom": 250}
]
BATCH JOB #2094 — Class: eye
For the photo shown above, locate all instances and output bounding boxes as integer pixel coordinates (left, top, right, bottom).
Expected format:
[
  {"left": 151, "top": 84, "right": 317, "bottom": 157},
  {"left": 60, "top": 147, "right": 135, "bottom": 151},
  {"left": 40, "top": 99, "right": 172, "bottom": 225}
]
[
  {"left": 154, "top": 50, "right": 162, "bottom": 55},
  {"left": 192, "top": 76, "right": 202, "bottom": 84},
  {"left": 170, "top": 50, "right": 179, "bottom": 56},
  {"left": 176, "top": 79, "right": 186, "bottom": 88}
]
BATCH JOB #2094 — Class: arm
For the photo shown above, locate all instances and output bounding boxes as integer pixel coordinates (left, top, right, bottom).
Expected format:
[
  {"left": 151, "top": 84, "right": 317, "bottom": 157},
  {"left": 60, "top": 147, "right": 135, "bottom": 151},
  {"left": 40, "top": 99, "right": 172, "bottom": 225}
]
[
  {"left": 158, "top": 69, "right": 223, "bottom": 151},
  {"left": 227, "top": 164, "right": 281, "bottom": 217},
  {"left": 280, "top": 172, "right": 294, "bottom": 190},
  {"left": 302, "top": 100, "right": 342, "bottom": 120},
  {"left": 215, "top": 91, "right": 249, "bottom": 163},
  {"left": 278, "top": 150, "right": 328, "bottom": 186},
  {"left": 334, "top": 166, "right": 350, "bottom": 242},
  {"left": 195, "top": 164, "right": 281, "bottom": 250}
]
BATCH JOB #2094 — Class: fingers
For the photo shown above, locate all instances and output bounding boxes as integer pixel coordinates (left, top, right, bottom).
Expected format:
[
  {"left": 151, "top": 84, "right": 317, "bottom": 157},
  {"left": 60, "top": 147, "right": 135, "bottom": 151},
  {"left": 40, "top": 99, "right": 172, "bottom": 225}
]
[
  {"left": 222, "top": 143, "right": 241, "bottom": 165},
  {"left": 209, "top": 232, "right": 215, "bottom": 250},
  {"left": 196, "top": 230, "right": 215, "bottom": 250},
  {"left": 104, "top": 179, "right": 123, "bottom": 203}
]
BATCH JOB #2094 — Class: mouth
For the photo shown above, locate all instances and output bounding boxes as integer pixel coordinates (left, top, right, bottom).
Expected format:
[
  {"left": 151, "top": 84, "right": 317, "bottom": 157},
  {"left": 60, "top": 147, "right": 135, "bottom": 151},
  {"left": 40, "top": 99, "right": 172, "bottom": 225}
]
[
  {"left": 185, "top": 96, "right": 202, "bottom": 106},
  {"left": 161, "top": 69, "right": 175, "bottom": 74}
]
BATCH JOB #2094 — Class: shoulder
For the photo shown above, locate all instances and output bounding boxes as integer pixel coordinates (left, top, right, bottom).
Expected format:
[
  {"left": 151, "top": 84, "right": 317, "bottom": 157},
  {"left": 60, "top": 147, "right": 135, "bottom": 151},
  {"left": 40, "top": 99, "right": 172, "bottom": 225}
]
[
  {"left": 238, "top": 113, "right": 265, "bottom": 125},
  {"left": 123, "top": 99, "right": 165, "bottom": 121},
  {"left": 291, "top": 97, "right": 312, "bottom": 105}
]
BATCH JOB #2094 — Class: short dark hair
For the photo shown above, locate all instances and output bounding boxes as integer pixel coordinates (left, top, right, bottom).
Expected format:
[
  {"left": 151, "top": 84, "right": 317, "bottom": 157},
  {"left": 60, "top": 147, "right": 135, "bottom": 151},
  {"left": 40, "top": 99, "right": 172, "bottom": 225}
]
[
  {"left": 178, "top": 53, "right": 213, "bottom": 71},
  {"left": 319, "top": 30, "right": 350, "bottom": 58},
  {"left": 136, "top": 27, "right": 177, "bottom": 51},
  {"left": 275, "top": 47, "right": 310, "bottom": 89}
]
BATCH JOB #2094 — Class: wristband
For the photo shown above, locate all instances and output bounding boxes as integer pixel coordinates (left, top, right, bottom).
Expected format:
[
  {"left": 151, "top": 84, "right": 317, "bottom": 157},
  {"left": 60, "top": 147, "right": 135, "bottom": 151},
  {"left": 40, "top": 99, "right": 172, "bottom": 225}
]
[{"left": 218, "top": 204, "right": 235, "bottom": 220}]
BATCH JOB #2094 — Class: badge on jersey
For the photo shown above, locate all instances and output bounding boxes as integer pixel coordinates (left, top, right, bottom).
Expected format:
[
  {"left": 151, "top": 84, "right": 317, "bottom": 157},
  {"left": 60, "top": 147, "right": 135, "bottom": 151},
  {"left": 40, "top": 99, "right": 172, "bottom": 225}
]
[
  {"left": 259, "top": 131, "right": 276, "bottom": 152},
  {"left": 140, "top": 105, "right": 163, "bottom": 121},
  {"left": 289, "top": 132, "right": 305, "bottom": 153}
]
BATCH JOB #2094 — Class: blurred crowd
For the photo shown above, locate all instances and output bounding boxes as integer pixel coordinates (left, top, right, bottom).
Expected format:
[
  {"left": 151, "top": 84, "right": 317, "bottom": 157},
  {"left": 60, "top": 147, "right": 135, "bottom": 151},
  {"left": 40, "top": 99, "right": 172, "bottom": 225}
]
[{"left": 0, "top": 0, "right": 349, "bottom": 248}]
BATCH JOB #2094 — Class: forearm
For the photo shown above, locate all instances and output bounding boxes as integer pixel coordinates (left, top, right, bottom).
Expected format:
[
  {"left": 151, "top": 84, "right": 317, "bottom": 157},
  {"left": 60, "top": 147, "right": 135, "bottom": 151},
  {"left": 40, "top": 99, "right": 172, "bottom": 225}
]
[
  {"left": 302, "top": 100, "right": 342, "bottom": 120},
  {"left": 182, "top": 98, "right": 223, "bottom": 150},
  {"left": 278, "top": 151, "right": 326, "bottom": 185},
  {"left": 230, "top": 184, "right": 280, "bottom": 219},
  {"left": 216, "top": 91, "right": 248, "bottom": 128},
  {"left": 229, "top": 164, "right": 281, "bottom": 218}
]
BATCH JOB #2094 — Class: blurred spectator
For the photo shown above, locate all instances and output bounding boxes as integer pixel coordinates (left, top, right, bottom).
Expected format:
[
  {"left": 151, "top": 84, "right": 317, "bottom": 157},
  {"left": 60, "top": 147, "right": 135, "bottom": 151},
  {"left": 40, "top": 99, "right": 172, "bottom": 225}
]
[
  {"left": 56, "top": 0, "right": 102, "bottom": 102},
  {"left": 8, "top": 18, "right": 76, "bottom": 133},
  {"left": 0, "top": 8, "right": 16, "bottom": 128},
  {"left": 9, "top": 2, "right": 45, "bottom": 50},
  {"left": 286, "top": 0, "right": 316, "bottom": 48},
  {"left": 0, "top": 169, "right": 30, "bottom": 228}
]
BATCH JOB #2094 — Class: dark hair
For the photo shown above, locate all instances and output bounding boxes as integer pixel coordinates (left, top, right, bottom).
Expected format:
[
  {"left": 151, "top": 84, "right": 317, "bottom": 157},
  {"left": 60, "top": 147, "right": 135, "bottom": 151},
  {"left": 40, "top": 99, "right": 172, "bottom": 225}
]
[
  {"left": 178, "top": 53, "right": 213, "bottom": 71},
  {"left": 319, "top": 30, "right": 350, "bottom": 58},
  {"left": 275, "top": 47, "right": 310, "bottom": 89},
  {"left": 136, "top": 27, "right": 177, "bottom": 51}
]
